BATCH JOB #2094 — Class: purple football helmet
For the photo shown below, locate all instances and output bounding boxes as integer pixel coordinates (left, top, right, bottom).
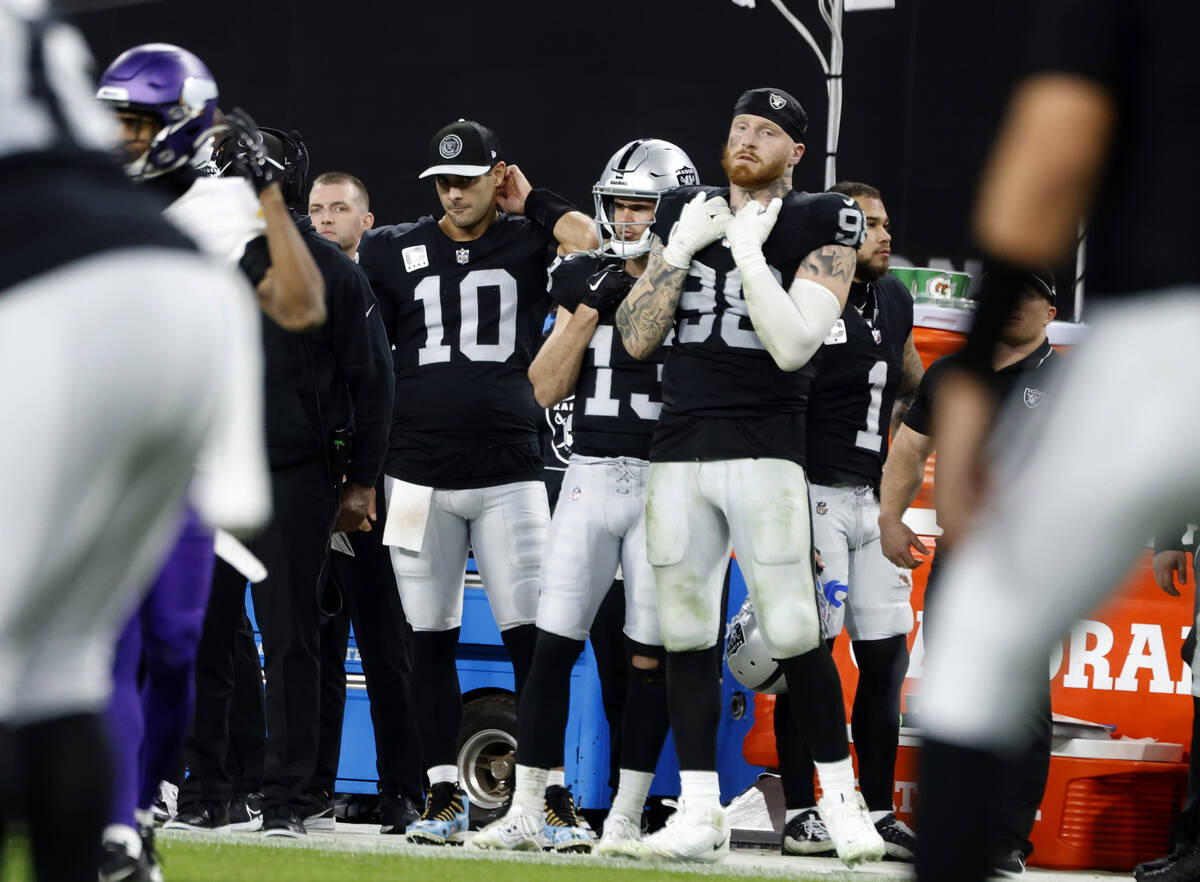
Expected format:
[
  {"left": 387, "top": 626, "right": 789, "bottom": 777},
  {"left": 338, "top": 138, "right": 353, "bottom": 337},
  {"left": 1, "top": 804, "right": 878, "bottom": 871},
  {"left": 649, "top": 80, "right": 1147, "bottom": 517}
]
[{"left": 96, "top": 43, "right": 219, "bottom": 180}]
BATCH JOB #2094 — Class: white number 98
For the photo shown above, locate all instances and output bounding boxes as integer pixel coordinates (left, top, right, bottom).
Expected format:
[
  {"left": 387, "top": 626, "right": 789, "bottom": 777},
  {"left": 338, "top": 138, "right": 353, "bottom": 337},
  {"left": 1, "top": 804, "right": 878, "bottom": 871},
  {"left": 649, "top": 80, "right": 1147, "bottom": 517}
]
[{"left": 834, "top": 206, "right": 866, "bottom": 248}]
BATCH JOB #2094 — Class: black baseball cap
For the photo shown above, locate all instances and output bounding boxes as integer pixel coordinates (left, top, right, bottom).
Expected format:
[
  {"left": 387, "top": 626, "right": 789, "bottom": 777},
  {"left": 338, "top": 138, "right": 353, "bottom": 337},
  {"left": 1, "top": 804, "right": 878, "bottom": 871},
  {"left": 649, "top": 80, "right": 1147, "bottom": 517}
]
[
  {"left": 981, "top": 260, "right": 1057, "bottom": 304},
  {"left": 419, "top": 119, "right": 503, "bottom": 179}
]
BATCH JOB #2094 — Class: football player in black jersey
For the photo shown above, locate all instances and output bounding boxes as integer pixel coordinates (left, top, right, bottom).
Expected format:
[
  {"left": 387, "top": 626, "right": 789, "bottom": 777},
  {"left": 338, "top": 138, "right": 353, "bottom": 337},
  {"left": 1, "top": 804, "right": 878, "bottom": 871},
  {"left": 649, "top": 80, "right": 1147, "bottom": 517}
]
[
  {"left": 473, "top": 139, "right": 696, "bottom": 855},
  {"left": 775, "top": 182, "right": 923, "bottom": 861},
  {"left": 357, "top": 119, "right": 596, "bottom": 845},
  {"left": 0, "top": 6, "right": 263, "bottom": 880},
  {"left": 614, "top": 87, "right": 884, "bottom": 865}
]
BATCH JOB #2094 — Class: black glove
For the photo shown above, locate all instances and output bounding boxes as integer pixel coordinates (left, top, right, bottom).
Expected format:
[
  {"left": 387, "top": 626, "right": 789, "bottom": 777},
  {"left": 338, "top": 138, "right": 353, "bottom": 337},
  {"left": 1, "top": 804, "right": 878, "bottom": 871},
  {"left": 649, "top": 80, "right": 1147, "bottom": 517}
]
[
  {"left": 581, "top": 261, "right": 633, "bottom": 315},
  {"left": 222, "top": 107, "right": 281, "bottom": 194}
]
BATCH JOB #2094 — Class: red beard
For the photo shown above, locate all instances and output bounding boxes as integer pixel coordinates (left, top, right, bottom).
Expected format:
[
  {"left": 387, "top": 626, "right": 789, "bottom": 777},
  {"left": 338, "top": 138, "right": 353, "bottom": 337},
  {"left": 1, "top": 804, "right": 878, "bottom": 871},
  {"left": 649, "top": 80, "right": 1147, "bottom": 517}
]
[{"left": 721, "top": 145, "right": 789, "bottom": 190}]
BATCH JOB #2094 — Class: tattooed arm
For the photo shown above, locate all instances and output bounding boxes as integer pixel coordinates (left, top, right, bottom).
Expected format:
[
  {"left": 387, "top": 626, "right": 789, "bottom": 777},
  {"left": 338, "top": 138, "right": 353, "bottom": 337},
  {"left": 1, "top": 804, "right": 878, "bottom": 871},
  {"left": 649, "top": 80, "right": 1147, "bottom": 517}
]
[
  {"left": 737, "top": 241, "right": 857, "bottom": 371},
  {"left": 615, "top": 237, "right": 687, "bottom": 359}
]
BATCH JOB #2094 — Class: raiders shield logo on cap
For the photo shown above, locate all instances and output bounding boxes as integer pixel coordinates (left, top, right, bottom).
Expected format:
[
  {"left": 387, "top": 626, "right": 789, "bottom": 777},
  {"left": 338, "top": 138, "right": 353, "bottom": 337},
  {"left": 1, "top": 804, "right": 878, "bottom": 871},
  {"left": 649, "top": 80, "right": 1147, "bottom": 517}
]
[
  {"left": 1024, "top": 387, "right": 1043, "bottom": 408},
  {"left": 439, "top": 134, "right": 463, "bottom": 159},
  {"left": 769, "top": 92, "right": 787, "bottom": 110},
  {"left": 456, "top": 248, "right": 470, "bottom": 265}
]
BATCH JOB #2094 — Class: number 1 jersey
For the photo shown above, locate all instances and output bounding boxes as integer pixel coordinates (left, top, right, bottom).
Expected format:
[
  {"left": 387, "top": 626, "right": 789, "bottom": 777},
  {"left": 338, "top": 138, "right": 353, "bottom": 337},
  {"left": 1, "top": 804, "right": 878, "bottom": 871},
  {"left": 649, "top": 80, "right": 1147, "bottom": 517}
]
[
  {"left": 358, "top": 214, "right": 555, "bottom": 488},
  {"left": 650, "top": 185, "right": 865, "bottom": 465}
]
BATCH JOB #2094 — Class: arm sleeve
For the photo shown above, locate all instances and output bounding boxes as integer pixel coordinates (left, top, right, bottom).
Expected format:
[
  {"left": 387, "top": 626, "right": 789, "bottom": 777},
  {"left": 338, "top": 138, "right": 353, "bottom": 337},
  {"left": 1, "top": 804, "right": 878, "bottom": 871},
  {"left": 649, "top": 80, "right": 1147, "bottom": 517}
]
[{"left": 330, "top": 265, "right": 395, "bottom": 486}]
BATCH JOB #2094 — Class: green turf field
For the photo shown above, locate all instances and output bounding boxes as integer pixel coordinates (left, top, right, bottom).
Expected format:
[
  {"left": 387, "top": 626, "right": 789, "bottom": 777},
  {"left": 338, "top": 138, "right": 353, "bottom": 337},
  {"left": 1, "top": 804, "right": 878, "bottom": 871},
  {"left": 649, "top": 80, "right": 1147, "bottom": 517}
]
[{"left": 0, "top": 832, "right": 881, "bottom": 882}]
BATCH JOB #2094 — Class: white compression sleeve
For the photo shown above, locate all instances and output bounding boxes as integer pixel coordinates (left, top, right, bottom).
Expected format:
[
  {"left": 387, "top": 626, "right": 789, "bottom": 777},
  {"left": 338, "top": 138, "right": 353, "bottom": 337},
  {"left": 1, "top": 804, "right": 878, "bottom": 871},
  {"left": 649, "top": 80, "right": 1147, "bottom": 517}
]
[{"left": 740, "top": 264, "right": 843, "bottom": 371}]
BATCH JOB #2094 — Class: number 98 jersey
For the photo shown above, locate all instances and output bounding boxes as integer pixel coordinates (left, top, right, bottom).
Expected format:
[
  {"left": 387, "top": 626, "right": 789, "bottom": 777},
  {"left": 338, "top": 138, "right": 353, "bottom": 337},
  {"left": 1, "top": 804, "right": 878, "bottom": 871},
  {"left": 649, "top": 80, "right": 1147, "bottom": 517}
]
[
  {"left": 650, "top": 185, "right": 866, "bottom": 465},
  {"left": 358, "top": 214, "right": 555, "bottom": 488},
  {"left": 548, "top": 252, "right": 669, "bottom": 460}
]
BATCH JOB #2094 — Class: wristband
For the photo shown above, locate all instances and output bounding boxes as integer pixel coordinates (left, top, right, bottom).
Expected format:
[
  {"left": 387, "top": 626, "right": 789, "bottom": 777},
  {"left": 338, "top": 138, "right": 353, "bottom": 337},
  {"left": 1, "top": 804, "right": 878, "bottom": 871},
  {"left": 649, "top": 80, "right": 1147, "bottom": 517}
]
[{"left": 525, "top": 188, "right": 575, "bottom": 232}]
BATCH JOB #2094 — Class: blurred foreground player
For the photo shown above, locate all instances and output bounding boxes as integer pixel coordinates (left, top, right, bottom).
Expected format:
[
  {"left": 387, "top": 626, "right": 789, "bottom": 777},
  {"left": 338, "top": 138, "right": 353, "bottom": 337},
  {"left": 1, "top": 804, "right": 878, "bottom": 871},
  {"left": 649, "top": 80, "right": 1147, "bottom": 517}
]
[
  {"left": 914, "top": 2, "right": 1200, "bottom": 880},
  {"left": 0, "top": 5, "right": 265, "bottom": 881}
]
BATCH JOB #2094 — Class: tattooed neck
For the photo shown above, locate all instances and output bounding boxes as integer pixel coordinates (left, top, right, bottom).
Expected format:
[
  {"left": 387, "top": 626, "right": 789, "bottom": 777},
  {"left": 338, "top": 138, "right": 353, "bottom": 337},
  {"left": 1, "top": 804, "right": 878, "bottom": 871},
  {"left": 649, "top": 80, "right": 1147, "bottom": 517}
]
[{"left": 729, "top": 174, "right": 792, "bottom": 212}]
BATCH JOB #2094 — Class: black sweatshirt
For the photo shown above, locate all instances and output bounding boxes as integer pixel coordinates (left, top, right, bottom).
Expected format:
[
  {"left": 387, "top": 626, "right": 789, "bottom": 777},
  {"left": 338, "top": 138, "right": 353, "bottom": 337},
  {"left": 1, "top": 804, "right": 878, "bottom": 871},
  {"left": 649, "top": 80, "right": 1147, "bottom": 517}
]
[{"left": 260, "top": 217, "right": 394, "bottom": 486}]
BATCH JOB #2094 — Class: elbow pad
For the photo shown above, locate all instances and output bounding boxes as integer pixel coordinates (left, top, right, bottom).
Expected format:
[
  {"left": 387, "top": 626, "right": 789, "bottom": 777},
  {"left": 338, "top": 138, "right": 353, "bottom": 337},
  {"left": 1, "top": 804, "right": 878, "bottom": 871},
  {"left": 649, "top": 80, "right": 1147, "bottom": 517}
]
[{"left": 741, "top": 265, "right": 842, "bottom": 371}]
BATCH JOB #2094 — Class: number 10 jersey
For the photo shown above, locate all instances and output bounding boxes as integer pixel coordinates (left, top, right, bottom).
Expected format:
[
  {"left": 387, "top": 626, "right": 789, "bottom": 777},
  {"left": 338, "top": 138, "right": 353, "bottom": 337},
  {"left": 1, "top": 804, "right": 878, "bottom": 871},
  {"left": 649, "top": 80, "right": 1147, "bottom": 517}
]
[{"left": 358, "top": 214, "right": 555, "bottom": 488}]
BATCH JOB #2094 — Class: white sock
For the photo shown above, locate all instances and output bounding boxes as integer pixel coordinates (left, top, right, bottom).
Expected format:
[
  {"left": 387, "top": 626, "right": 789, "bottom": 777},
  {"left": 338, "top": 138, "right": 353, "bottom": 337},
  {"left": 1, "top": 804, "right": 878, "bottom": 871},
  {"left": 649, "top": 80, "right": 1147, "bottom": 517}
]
[
  {"left": 514, "top": 764, "right": 549, "bottom": 813},
  {"left": 102, "top": 824, "right": 141, "bottom": 859},
  {"left": 610, "top": 769, "right": 655, "bottom": 823},
  {"left": 814, "top": 757, "right": 856, "bottom": 798},
  {"left": 547, "top": 769, "right": 565, "bottom": 789},
  {"left": 427, "top": 764, "right": 458, "bottom": 787},
  {"left": 678, "top": 770, "right": 721, "bottom": 810},
  {"left": 134, "top": 808, "right": 156, "bottom": 828},
  {"left": 869, "top": 809, "right": 892, "bottom": 824}
]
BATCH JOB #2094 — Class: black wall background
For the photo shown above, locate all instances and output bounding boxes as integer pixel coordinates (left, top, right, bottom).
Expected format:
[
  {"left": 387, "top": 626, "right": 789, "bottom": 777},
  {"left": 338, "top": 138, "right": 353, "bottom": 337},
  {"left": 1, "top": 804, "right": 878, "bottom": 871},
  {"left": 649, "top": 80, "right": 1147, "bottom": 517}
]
[{"left": 66, "top": 0, "right": 1060, "bottom": 311}]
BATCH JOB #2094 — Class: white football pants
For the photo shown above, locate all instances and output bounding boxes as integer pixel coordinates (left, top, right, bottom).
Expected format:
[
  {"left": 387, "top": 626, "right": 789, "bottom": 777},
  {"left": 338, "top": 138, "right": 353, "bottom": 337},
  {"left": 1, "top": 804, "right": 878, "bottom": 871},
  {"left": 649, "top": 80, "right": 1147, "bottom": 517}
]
[
  {"left": 810, "top": 482, "right": 914, "bottom": 641},
  {"left": 922, "top": 290, "right": 1200, "bottom": 750},
  {"left": 0, "top": 249, "right": 243, "bottom": 724},
  {"left": 537, "top": 455, "right": 660, "bottom": 646},
  {"left": 387, "top": 480, "right": 549, "bottom": 632},
  {"left": 645, "top": 458, "right": 822, "bottom": 656}
]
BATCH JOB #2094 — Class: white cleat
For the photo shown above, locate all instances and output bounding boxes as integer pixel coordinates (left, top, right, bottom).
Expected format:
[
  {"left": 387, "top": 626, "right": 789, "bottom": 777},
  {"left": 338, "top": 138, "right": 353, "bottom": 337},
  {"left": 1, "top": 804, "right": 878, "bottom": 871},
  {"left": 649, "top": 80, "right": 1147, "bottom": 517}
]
[
  {"left": 470, "top": 808, "right": 544, "bottom": 852},
  {"left": 595, "top": 812, "right": 642, "bottom": 857},
  {"left": 817, "top": 791, "right": 886, "bottom": 867},
  {"left": 632, "top": 800, "right": 729, "bottom": 863}
]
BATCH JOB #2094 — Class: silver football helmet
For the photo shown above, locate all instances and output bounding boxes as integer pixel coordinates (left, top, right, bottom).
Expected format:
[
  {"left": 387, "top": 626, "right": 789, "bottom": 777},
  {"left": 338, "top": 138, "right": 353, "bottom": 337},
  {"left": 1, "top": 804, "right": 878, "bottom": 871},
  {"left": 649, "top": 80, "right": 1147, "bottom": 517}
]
[
  {"left": 726, "top": 598, "right": 788, "bottom": 694},
  {"left": 593, "top": 138, "right": 698, "bottom": 258}
]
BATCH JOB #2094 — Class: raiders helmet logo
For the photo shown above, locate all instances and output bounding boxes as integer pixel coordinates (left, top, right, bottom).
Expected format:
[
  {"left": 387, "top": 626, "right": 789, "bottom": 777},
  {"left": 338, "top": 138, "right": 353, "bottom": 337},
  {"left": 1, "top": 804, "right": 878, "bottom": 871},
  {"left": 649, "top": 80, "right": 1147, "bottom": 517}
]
[
  {"left": 676, "top": 166, "right": 698, "bottom": 186},
  {"left": 455, "top": 248, "right": 470, "bottom": 265},
  {"left": 769, "top": 92, "right": 787, "bottom": 110},
  {"left": 439, "top": 134, "right": 463, "bottom": 159},
  {"left": 1024, "top": 387, "right": 1043, "bottom": 408},
  {"left": 727, "top": 621, "right": 747, "bottom": 656}
]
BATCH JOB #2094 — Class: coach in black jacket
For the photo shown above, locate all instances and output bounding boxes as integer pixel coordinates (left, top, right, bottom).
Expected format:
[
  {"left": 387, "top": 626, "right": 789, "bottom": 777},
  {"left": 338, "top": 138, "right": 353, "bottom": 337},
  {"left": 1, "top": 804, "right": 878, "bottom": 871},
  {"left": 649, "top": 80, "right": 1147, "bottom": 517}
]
[{"left": 177, "top": 135, "right": 394, "bottom": 838}]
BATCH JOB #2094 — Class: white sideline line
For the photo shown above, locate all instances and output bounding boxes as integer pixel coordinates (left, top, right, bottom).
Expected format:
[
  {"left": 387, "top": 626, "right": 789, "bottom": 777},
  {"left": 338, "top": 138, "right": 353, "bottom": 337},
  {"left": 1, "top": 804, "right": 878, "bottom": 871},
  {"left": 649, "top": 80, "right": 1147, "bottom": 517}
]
[{"left": 159, "top": 826, "right": 1130, "bottom": 881}]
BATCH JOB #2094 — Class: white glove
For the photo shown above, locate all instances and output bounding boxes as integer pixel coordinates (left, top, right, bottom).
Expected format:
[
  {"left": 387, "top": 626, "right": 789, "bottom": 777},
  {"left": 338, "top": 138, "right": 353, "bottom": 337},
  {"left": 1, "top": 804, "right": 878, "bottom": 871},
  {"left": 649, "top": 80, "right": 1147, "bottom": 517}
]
[
  {"left": 725, "top": 197, "right": 782, "bottom": 275},
  {"left": 661, "top": 192, "right": 732, "bottom": 269}
]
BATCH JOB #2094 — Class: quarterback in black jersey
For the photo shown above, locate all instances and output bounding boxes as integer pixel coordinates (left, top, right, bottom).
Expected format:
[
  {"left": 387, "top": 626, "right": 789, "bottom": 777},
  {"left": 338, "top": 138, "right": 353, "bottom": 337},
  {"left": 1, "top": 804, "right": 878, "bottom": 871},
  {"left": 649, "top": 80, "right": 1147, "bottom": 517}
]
[
  {"left": 357, "top": 119, "right": 596, "bottom": 844},
  {"left": 474, "top": 139, "right": 695, "bottom": 856},
  {"left": 774, "top": 182, "right": 923, "bottom": 861},
  {"left": 614, "top": 87, "right": 883, "bottom": 865}
]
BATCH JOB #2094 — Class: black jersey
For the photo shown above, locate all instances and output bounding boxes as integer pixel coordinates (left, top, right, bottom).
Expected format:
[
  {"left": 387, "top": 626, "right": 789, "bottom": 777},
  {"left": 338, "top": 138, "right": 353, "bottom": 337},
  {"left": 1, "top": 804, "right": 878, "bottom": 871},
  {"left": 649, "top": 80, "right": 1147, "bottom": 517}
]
[
  {"left": 905, "top": 339, "right": 1059, "bottom": 438},
  {"left": 649, "top": 185, "right": 866, "bottom": 464},
  {"left": 806, "top": 275, "right": 914, "bottom": 488},
  {"left": 357, "top": 213, "right": 555, "bottom": 488},
  {"left": 549, "top": 252, "right": 669, "bottom": 460}
]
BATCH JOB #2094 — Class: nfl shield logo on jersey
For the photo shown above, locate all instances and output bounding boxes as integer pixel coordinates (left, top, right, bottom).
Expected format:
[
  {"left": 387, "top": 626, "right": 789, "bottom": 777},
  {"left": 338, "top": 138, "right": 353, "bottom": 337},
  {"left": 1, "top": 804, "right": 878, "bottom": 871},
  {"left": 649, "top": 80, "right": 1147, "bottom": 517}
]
[
  {"left": 1024, "top": 387, "right": 1043, "bottom": 408},
  {"left": 816, "top": 501, "right": 828, "bottom": 515},
  {"left": 456, "top": 248, "right": 470, "bottom": 265}
]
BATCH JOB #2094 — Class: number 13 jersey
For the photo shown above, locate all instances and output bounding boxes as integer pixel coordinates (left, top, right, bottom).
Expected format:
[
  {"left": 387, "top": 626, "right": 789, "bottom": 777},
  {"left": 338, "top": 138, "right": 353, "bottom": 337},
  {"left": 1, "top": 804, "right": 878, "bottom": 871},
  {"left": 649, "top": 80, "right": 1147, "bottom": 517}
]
[
  {"left": 649, "top": 185, "right": 866, "bottom": 465},
  {"left": 358, "top": 214, "right": 555, "bottom": 488}
]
